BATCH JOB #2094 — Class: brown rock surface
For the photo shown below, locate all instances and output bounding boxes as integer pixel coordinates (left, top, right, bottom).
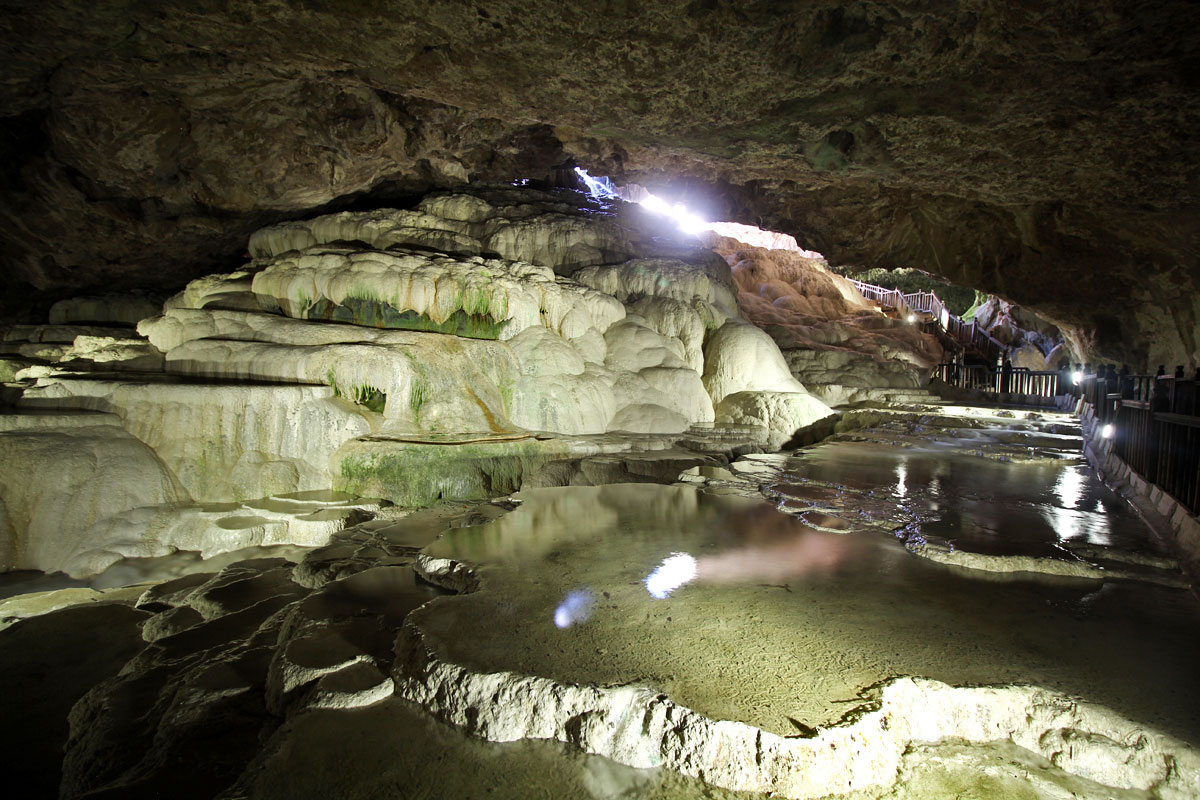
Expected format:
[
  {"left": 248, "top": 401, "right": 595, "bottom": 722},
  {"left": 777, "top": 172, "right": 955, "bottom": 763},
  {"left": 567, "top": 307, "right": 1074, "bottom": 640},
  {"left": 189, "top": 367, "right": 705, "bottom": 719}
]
[
  {"left": 1, "top": 1, "right": 1196, "bottom": 367},
  {"left": 712, "top": 234, "right": 943, "bottom": 394}
]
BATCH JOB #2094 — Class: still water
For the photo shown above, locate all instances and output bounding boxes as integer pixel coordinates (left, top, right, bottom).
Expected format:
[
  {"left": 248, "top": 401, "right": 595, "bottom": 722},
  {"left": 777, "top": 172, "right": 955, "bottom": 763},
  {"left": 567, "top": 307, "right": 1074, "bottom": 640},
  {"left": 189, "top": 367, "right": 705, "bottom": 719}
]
[
  {"left": 10, "top": 412, "right": 1198, "bottom": 799},
  {"left": 418, "top": 449, "right": 1200, "bottom": 745},
  {"left": 775, "top": 439, "right": 1159, "bottom": 559}
]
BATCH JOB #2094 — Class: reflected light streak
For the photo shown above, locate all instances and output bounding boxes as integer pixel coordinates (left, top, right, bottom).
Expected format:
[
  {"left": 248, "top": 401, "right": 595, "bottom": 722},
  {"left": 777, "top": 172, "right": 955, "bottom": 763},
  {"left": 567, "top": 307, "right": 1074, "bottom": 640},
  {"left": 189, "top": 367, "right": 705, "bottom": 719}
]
[
  {"left": 554, "top": 589, "right": 596, "bottom": 628},
  {"left": 1042, "top": 505, "right": 1085, "bottom": 543},
  {"left": 644, "top": 552, "right": 698, "bottom": 599},
  {"left": 693, "top": 534, "right": 849, "bottom": 584},
  {"left": 894, "top": 461, "right": 908, "bottom": 499},
  {"left": 1055, "top": 467, "right": 1085, "bottom": 510}
]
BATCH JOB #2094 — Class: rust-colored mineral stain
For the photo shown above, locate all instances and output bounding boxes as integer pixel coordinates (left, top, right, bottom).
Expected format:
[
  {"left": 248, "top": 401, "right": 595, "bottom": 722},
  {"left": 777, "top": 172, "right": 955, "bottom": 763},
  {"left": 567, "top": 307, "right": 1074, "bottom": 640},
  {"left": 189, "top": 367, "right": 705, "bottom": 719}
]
[{"left": 466, "top": 386, "right": 505, "bottom": 433}]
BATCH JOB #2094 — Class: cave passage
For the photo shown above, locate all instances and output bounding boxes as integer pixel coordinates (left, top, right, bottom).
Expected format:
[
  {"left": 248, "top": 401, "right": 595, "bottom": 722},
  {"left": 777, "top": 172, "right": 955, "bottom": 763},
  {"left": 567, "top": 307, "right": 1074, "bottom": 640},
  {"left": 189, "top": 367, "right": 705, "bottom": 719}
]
[{"left": 2, "top": 177, "right": 1197, "bottom": 800}]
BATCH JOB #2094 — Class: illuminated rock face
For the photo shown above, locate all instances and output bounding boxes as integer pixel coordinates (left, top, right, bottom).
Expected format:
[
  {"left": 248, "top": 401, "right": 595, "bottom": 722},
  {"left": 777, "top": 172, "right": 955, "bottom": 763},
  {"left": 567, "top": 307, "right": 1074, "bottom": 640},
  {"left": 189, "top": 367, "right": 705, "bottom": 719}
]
[
  {"left": 152, "top": 189, "right": 831, "bottom": 439},
  {"left": 1, "top": 2, "right": 1195, "bottom": 368},
  {"left": 1, "top": 186, "right": 836, "bottom": 575},
  {"left": 249, "top": 192, "right": 644, "bottom": 274},
  {"left": 971, "top": 296, "right": 1071, "bottom": 370},
  {"left": 711, "top": 234, "right": 945, "bottom": 404},
  {"left": 19, "top": 379, "right": 372, "bottom": 502},
  {"left": 0, "top": 415, "right": 182, "bottom": 573}
]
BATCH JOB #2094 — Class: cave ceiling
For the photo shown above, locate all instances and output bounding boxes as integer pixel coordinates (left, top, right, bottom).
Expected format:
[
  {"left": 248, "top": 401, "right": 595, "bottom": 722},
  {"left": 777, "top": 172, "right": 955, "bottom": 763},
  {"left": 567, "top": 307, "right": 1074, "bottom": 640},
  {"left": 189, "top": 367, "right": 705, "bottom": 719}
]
[{"left": 1, "top": 0, "right": 1197, "bottom": 364}]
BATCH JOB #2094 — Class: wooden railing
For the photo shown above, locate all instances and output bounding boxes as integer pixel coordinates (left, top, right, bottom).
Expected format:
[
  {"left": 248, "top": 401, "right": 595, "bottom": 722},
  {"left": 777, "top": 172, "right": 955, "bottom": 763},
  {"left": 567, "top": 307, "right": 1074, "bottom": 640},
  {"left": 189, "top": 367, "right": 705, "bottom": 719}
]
[
  {"left": 936, "top": 364, "right": 1060, "bottom": 399},
  {"left": 846, "top": 279, "right": 905, "bottom": 311},
  {"left": 1080, "top": 373, "right": 1200, "bottom": 515},
  {"left": 846, "top": 278, "right": 1005, "bottom": 362}
]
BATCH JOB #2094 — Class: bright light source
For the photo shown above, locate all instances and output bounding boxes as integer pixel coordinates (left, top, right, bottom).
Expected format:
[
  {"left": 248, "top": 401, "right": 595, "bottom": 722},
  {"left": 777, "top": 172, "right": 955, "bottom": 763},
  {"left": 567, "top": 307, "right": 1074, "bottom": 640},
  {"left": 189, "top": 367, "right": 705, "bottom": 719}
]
[
  {"left": 906, "top": 314, "right": 916, "bottom": 324},
  {"left": 575, "top": 168, "right": 838, "bottom": 252},
  {"left": 576, "top": 168, "right": 807, "bottom": 247},
  {"left": 644, "top": 552, "right": 698, "bottom": 599},
  {"left": 640, "top": 194, "right": 670, "bottom": 214},
  {"left": 1101, "top": 424, "right": 1114, "bottom": 439},
  {"left": 574, "top": 167, "right": 617, "bottom": 199},
  {"left": 1072, "top": 371, "right": 1083, "bottom": 385},
  {"left": 637, "top": 193, "right": 709, "bottom": 235},
  {"left": 676, "top": 210, "right": 706, "bottom": 234}
]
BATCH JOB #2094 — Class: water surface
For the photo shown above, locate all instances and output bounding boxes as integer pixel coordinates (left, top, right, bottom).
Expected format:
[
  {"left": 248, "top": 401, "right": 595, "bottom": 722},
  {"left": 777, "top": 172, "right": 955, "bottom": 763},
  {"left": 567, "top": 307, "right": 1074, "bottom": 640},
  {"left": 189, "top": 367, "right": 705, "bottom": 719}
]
[{"left": 419, "top": 481, "right": 1200, "bottom": 742}]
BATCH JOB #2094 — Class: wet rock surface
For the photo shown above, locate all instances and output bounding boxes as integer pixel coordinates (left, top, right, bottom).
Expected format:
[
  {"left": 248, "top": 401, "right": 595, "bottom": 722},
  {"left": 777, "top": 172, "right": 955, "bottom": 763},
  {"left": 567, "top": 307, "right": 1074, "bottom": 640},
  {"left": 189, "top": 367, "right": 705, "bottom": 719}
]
[
  {"left": 1, "top": 403, "right": 1197, "bottom": 799},
  {"left": 739, "top": 405, "right": 1190, "bottom": 587}
]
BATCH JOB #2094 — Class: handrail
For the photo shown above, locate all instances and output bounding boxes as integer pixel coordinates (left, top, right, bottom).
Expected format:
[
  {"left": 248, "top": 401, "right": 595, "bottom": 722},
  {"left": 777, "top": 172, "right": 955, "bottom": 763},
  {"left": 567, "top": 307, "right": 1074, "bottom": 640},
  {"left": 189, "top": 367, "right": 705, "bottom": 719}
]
[
  {"left": 1079, "top": 373, "right": 1200, "bottom": 514},
  {"left": 846, "top": 278, "right": 1007, "bottom": 362},
  {"left": 1080, "top": 373, "right": 1200, "bottom": 422},
  {"left": 935, "top": 364, "right": 1060, "bottom": 399}
]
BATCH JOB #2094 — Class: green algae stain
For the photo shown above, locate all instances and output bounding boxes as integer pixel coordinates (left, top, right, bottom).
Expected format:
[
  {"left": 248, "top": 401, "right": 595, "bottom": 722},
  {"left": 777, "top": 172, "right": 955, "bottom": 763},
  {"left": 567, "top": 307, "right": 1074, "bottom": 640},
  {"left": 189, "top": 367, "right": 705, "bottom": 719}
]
[
  {"left": 326, "top": 368, "right": 387, "bottom": 414},
  {"left": 306, "top": 296, "right": 507, "bottom": 339},
  {"left": 335, "top": 440, "right": 565, "bottom": 508},
  {"left": 295, "top": 288, "right": 314, "bottom": 316},
  {"left": 409, "top": 377, "right": 428, "bottom": 418}
]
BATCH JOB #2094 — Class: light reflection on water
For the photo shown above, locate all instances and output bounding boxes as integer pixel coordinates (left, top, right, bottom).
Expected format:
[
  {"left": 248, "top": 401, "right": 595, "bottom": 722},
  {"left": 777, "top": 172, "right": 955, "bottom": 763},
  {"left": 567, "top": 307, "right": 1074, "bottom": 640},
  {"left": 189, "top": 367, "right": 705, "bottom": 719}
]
[
  {"left": 694, "top": 522, "right": 852, "bottom": 585},
  {"left": 893, "top": 460, "right": 908, "bottom": 498},
  {"left": 1054, "top": 466, "right": 1085, "bottom": 509},
  {"left": 554, "top": 589, "right": 596, "bottom": 628},
  {"left": 644, "top": 552, "right": 698, "bottom": 598},
  {"left": 778, "top": 442, "right": 1151, "bottom": 558},
  {"left": 418, "top": 483, "right": 1200, "bottom": 742}
]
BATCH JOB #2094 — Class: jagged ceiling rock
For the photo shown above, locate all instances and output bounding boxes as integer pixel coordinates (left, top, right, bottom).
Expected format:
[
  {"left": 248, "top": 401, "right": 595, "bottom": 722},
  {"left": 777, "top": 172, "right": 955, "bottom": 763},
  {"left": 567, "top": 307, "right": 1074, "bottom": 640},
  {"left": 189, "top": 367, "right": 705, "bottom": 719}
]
[{"left": 1, "top": 0, "right": 1197, "bottom": 366}]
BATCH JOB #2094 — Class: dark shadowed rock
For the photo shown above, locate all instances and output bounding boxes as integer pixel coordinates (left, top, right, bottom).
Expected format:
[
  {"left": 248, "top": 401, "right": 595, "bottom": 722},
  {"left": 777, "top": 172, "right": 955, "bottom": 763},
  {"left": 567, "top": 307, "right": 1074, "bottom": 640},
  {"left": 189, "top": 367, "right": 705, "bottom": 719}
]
[
  {"left": 0, "top": 0, "right": 1196, "bottom": 366},
  {"left": 0, "top": 603, "right": 149, "bottom": 797}
]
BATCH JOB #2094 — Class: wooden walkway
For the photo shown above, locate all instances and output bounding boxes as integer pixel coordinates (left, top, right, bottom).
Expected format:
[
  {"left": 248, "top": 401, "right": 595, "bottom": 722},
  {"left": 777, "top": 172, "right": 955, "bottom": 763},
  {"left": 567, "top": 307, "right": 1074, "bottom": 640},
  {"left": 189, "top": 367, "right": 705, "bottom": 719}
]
[{"left": 846, "top": 278, "right": 1006, "bottom": 363}]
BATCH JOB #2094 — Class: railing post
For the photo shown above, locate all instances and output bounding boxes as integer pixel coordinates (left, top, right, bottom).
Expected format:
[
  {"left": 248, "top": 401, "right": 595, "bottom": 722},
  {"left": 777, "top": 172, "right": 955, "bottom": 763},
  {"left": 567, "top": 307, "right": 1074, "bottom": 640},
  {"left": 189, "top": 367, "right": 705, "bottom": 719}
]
[{"left": 1146, "top": 413, "right": 1161, "bottom": 483}]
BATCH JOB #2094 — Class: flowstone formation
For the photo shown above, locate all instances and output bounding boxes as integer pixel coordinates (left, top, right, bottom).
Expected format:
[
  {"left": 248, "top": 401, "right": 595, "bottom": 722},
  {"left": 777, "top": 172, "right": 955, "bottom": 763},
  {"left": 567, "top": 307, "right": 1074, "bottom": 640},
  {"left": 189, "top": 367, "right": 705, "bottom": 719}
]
[
  {"left": 706, "top": 232, "right": 945, "bottom": 407},
  {"left": 0, "top": 185, "right": 835, "bottom": 578},
  {"left": 3, "top": 427, "right": 1198, "bottom": 799}
]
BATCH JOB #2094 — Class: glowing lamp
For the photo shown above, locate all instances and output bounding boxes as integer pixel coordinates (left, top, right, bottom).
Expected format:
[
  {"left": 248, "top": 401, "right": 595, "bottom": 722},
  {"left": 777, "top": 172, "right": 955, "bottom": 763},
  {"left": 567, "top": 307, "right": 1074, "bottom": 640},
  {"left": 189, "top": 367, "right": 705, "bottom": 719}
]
[
  {"left": 1101, "top": 424, "right": 1114, "bottom": 439},
  {"left": 1072, "top": 371, "right": 1083, "bottom": 385},
  {"left": 906, "top": 314, "right": 916, "bottom": 324}
]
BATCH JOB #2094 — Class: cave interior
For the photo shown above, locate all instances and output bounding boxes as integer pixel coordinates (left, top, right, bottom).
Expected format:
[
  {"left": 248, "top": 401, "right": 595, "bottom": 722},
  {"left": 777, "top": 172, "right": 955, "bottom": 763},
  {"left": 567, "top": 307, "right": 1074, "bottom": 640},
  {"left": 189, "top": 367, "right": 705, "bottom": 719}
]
[{"left": 1, "top": 2, "right": 1199, "bottom": 799}]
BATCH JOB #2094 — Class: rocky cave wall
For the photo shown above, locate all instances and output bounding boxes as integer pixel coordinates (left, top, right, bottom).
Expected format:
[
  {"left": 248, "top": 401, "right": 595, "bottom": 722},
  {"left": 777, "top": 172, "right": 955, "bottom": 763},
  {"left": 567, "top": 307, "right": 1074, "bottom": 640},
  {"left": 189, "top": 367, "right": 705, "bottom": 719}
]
[{"left": 2, "top": 0, "right": 1197, "bottom": 369}]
